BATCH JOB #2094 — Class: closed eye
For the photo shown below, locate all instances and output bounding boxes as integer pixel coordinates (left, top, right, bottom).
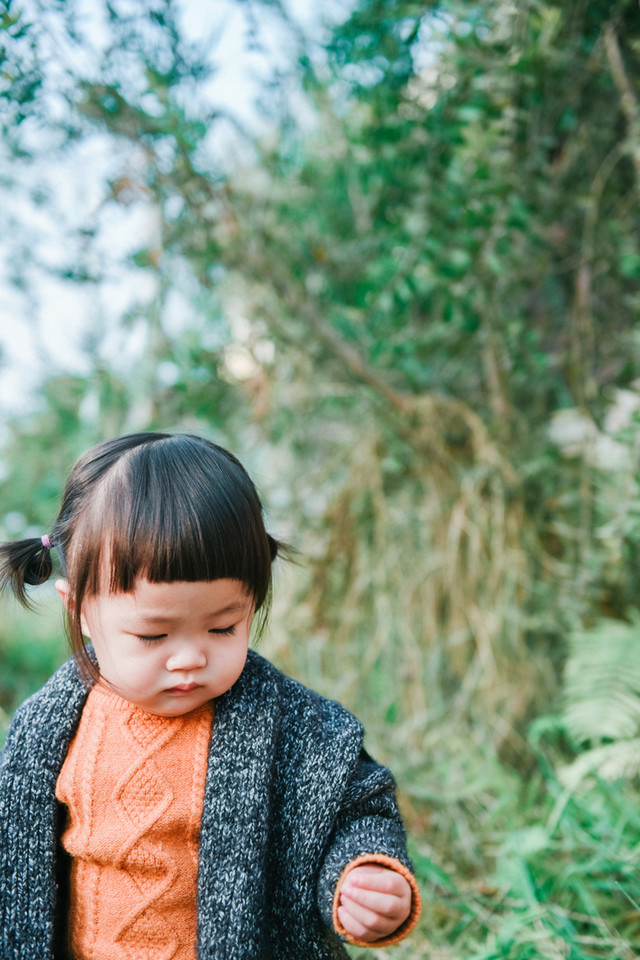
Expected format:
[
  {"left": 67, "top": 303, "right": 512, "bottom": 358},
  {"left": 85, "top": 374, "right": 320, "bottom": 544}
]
[
  {"left": 134, "top": 627, "right": 237, "bottom": 643},
  {"left": 136, "top": 634, "right": 168, "bottom": 644}
]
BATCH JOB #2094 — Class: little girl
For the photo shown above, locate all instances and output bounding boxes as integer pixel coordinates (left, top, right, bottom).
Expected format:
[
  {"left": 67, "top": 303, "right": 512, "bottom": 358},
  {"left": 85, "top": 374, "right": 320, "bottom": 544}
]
[{"left": 0, "top": 432, "right": 421, "bottom": 960}]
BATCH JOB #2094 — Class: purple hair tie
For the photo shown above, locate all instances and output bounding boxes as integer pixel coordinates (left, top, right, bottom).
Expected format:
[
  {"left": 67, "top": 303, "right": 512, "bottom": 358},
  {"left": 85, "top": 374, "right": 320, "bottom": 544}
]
[{"left": 41, "top": 534, "right": 51, "bottom": 550}]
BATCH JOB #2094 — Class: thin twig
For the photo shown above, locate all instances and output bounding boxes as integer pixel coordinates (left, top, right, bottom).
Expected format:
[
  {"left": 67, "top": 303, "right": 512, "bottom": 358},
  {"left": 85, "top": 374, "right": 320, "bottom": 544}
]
[{"left": 603, "top": 23, "right": 640, "bottom": 184}]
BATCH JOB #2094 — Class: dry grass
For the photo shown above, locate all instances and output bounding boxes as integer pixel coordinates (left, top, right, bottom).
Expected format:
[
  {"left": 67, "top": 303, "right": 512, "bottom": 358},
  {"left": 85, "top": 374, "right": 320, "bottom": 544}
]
[{"left": 263, "top": 425, "right": 551, "bottom": 758}]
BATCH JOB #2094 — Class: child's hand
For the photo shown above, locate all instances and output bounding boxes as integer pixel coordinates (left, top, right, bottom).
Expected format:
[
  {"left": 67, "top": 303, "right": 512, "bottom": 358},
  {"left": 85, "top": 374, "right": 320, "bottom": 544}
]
[{"left": 336, "top": 864, "right": 412, "bottom": 943}]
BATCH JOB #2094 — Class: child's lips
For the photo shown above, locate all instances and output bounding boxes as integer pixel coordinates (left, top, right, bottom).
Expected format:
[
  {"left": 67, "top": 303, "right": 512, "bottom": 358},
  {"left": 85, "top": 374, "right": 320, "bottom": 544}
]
[{"left": 166, "top": 682, "right": 199, "bottom": 694}]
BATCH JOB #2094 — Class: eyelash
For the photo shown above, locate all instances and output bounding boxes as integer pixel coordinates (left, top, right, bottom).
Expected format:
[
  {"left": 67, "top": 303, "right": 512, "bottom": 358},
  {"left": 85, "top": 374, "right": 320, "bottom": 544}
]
[{"left": 135, "top": 626, "right": 236, "bottom": 644}]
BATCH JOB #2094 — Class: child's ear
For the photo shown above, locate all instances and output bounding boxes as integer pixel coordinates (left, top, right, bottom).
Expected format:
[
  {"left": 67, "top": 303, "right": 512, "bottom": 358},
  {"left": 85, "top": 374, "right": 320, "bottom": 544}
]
[
  {"left": 55, "top": 579, "right": 90, "bottom": 637},
  {"left": 55, "top": 578, "right": 70, "bottom": 609}
]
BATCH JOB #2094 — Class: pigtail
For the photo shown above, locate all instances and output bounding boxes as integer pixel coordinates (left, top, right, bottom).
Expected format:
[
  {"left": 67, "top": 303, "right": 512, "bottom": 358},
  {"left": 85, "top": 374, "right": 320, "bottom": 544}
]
[
  {"left": 0, "top": 536, "right": 54, "bottom": 606},
  {"left": 267, "top": 534, "right": 297, "bottom": 565},
  {"left": 267, "top": 535, "right": 279, "bottom": 561}
]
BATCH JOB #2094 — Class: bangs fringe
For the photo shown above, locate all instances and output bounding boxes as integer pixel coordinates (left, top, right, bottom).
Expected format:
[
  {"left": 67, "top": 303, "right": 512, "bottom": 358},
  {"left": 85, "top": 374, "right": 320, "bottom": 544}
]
[{"left": 68, "top": 436, "right": 272, "bottom": 610}]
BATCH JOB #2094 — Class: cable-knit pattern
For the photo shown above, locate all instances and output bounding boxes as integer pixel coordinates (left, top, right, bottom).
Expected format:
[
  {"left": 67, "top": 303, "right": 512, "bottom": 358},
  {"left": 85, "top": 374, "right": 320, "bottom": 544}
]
[{"left": 55, "top": 685, "right": 213, "bottom": 960}]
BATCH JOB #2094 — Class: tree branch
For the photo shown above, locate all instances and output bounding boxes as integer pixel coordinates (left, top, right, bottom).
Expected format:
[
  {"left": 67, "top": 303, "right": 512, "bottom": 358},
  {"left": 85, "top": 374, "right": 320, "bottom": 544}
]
[
  {"left": 603, "top": 23, "right": 640, "bottom": 183},
  {"left": 290, "top": 291, "right": 517, "bottom": 481}
]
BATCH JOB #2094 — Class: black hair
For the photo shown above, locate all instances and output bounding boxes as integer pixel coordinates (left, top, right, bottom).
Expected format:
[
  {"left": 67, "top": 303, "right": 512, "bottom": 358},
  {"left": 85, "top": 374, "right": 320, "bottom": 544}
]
[
  {"left": 0, "top": 433, "right": 279, "bottom": 678},
  {"left": 0, "top": 537, "right": 53, "bottom": 604}
]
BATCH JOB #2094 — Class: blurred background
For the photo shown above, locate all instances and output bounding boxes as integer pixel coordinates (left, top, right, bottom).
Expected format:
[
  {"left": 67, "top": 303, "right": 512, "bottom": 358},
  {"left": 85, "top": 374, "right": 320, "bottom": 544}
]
[{"left": 2, "top": 0, "right": 640, "bottom": 955}]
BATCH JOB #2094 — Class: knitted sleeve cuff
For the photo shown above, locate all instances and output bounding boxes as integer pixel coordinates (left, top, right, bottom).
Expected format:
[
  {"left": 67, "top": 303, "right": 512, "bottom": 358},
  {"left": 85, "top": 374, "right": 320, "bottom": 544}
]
[{"left": 332, "top": 853, "right": 422, "bottom": 948}]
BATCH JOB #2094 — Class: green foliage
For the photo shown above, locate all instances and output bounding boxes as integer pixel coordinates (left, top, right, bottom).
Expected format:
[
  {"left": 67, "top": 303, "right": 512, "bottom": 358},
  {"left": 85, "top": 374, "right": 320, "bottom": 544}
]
[
  {"left": 0, "top": 594, "right": 67, "bottom": 745},
  {"left": 343, "top": 729, "right": 640, "bottom": 959},
  {"left": 563, "top": 616, "right": 640, "bottom": 747},
  {"left": 0, "top": 0, "right": 42, "bottom": 132},
  {"left": 3, "top": 1, "right": 640, "bottom": 957}
]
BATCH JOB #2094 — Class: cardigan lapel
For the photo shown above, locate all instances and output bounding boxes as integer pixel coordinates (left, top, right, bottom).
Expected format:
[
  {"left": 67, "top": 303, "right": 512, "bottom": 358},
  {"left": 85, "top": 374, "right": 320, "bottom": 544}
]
[
  {"left": 195, "top": 651, "right": 365, "bottom": 960},
  {"left": 196, "top": 651, "right": 280, "bottom": 959},
  {"left": 0, "top": 657, "right": 91, "bottom": 959}
]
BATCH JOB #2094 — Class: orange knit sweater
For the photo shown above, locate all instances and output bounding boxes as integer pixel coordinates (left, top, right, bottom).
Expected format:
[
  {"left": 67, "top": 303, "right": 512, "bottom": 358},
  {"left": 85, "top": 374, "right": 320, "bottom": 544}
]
[{"left": 55, "top": 684, "right": 213, "bottom": 960}]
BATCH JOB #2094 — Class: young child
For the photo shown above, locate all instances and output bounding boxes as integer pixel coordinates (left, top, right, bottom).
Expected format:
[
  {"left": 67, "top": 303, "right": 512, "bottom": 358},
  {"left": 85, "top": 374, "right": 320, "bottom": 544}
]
[{"left": 0, "top": 432, "right": 421, "bottom": 960}]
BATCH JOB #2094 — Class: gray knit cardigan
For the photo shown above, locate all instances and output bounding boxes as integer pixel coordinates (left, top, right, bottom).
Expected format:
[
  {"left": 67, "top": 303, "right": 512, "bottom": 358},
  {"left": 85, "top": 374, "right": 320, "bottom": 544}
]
[{"left": 0, "top": 650, "right": 415, "bottom": 959}]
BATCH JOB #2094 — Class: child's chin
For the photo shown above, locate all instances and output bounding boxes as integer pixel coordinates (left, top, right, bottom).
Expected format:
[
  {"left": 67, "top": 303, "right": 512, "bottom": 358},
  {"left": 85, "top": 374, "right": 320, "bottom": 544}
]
[{"left": 143, "top": 689, "right": 212, "bottom": 717}]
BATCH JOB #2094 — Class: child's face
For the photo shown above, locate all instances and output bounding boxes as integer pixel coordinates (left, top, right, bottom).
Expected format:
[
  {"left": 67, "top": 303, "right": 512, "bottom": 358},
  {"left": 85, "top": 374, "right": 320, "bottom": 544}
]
[{"left": 58, "top": 577, "right": 254, "bottom": 717}]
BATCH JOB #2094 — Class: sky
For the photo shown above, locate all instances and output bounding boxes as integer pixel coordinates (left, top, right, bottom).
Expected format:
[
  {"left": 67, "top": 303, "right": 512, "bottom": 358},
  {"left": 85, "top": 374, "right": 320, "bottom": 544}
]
[{"left": 0, "top": 0, "right": 346, "bottom": 418}]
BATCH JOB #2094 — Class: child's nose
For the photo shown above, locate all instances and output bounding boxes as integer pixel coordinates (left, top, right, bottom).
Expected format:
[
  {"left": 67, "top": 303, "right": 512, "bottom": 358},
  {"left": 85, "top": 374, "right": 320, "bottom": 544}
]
[{"left": 166, "top": 643, "right": 207, "bottom": 672}]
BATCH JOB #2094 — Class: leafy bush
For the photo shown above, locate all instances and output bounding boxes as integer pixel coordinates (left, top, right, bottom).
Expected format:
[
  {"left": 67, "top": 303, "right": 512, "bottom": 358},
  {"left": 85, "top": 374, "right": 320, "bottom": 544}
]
[{"left": 0, "top": 592, "right": 67, "bottom": 746}]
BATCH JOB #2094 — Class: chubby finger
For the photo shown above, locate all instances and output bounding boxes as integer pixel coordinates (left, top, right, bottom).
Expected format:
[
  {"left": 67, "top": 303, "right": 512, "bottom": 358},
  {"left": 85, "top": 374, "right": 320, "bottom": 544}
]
[
  {"left": 342, "top": 867, "right": 412, "bottom": 903},
  {"left": 339, "top": 896, "right": 387, "bottom": 931},
  {"left": 337, "top": 902, "right": 394, "bottom": 943},
  {"left": 340, "top": 883, "right": 407, "bottom": 919}
]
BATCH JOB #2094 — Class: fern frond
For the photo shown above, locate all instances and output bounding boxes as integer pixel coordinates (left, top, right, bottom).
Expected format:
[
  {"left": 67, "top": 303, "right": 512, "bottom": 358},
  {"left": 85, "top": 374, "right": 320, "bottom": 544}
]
[
  {"left": 563, "top": 616, "right": 640, "bottom": 745},
  {"left": 559, "top": 738, "right": 640, "bottom": 788}
]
